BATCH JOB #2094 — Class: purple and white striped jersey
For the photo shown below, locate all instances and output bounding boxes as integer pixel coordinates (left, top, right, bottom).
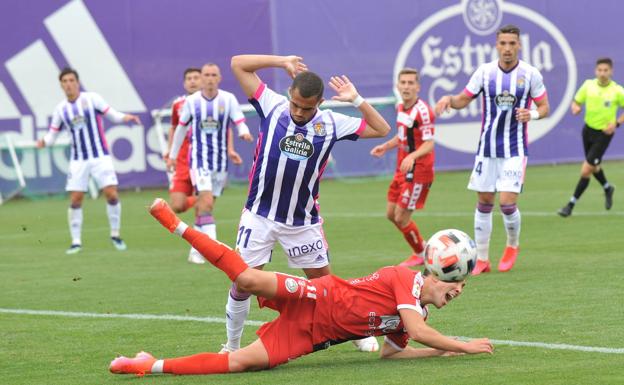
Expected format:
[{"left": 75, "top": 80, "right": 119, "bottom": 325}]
[
  {"left": 178, "top": 90, "right": 246, "bottom": 172},
  {"left": 246, "top": 83, "right": 366, "bottom": 226},
  {"left": 47, "top": 92, "right": 121, "bottom": 161},
  {"left": 463, "top": 60, "right": 547, "bottom": 158}
]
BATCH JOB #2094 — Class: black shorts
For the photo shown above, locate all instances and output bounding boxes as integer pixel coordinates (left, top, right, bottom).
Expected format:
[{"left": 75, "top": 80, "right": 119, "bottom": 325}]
[{"left": 582, "top": 125, "right": 613, "bottom": 165}]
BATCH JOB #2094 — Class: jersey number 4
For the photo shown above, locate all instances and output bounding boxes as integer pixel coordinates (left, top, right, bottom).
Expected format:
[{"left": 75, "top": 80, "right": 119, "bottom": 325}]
[{"left": 475, "top": 161, "right": 483, "bottom": 176}]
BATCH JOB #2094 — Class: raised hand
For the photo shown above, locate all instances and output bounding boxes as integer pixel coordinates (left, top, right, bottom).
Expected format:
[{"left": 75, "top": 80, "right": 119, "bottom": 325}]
[
  {"left": 283, "top": 56, "right": 308, "bottom": 79},
  {"left": 329, "top": 75, "right": 359, "bottom": 103}
]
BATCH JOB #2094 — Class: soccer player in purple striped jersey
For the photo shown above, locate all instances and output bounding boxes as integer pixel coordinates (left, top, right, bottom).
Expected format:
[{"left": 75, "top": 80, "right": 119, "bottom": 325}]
[
  {"left": 37, "top": 67, "right": 140, "bottom": 254},
  {"left": 435, "top": 25, "right": 550, "bottom": 275},
  {"left": 221, "top": 54, "right": 391, "bottom": 353},
  {"left": 168, "top": 63, "right": 253, "bottom": 246}
]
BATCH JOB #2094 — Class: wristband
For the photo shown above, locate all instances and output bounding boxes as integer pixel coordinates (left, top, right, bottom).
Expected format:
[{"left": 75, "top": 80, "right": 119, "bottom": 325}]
[
  {"left": 529, "top": 110, "right": 540, "bottom": 120},
  {"left": 352, "top": 95, "right": 365, "bottom": 108}
]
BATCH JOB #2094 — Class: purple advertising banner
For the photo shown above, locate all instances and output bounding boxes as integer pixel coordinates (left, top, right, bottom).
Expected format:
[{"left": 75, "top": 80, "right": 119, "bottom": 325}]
[{"left": 1, "top": 0, "right": 623, "bottom": 195}]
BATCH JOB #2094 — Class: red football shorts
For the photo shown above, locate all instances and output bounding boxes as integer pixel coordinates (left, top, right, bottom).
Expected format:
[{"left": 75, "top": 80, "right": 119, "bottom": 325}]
[
  {"left": 387, "top": 176, "right": 432, "bottom": 210},
  {"left": 255, "top": 295, "right": 316, "bottom": 368},
  {"left": 169, "top": 161, "right": 193, "bottom": 195}
]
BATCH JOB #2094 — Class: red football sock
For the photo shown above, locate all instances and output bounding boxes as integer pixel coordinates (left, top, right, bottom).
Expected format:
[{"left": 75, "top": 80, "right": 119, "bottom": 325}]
[
  {"left": 163, "top": 353, "right": 229, "bottom": 375},
  {"left": 181, "top": 227, "right": 248, "bottom": 281},
  {"left": 399, "top": 221, "right": 424, "bottom": 253},
  {"left": 184, "top": 196, "right": 197, "bottom": 212}
]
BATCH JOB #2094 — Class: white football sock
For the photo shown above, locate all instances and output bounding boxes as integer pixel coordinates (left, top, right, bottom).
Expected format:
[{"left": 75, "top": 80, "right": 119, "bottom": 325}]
[
  {"left": 106, "top": 202, "right": 121, "bottom": 237},
  {"left": 68, "top": 207, "right": 83, "bottom": 245},
  {"left": 502, "top": 209, "right": 521, "bottom": 247},
  {"left": 199, "top": 223, "right": 217, "bottom": 240},
  {"left": 225, "top": 295, "right": 251, "bottom": 350},
  {"left": 474, "top": 209, "right": 492, "bottom": 262}
]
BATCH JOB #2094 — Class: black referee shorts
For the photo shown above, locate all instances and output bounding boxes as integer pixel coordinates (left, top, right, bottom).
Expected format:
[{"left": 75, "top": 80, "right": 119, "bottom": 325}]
[{"left": 582, "top": 124, "right": 613, "bottom": 165}]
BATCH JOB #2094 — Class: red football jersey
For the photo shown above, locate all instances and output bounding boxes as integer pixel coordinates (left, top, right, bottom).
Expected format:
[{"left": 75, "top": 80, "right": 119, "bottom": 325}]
[
  {"left": 395, "top": 100, "right": 435, "bottom": 183},
  {"left": 171, "top": 96, "right": 191, "bottom": 168},
  {"left": 310, "top": 266, "right": 428, "bottom": 350}
]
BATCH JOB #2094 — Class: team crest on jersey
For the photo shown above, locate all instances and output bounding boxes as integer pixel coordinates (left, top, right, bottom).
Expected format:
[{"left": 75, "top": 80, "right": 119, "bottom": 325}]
[
  {"left": 285, "top": 278, "right": 299, "bottom": 293},
  {"left": 313, "top": 122, "right": 326, "bottom": 136},
  {"left": 200, "top": 117, "right": 220, "bottom": 132},
  {"left": 495, "top": 91, "right": 517, "bottom": 111},
  {"left": 279, "top": 133, "right": 314, "bottom": 161},
  {"left": 516, "top": 77, "right": 526, "bottom": 90},
  {"left": 604, "top": 100, "right": 612, "bottom": 108},
  {"left": 412, "top": 277, "right": 421, "bottom": 298}
]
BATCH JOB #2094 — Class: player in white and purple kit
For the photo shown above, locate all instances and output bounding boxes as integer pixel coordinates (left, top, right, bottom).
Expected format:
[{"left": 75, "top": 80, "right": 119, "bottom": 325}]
[
  {"left": 435, "top": 25, "right": 550, "bottom": 275},
  {"left": 37, "top": 68, "right": 140, "bottom": 254},
  {"left": 222, "top": 54, "right": 391, "bottom": 353},
  {"left": 168, "top": 63, "right": 253, "bottom": 244}
]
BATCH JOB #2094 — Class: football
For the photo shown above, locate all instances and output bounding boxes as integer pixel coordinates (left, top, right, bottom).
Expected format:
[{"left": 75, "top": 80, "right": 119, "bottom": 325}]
[{"left": 424, "top": 229, "right": 477, "bottom": 282}]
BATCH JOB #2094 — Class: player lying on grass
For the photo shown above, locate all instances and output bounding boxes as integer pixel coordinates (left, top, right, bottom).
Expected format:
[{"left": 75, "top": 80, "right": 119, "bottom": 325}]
[{"left": 109, "top": 199, "right": 493, "bottom": 376}]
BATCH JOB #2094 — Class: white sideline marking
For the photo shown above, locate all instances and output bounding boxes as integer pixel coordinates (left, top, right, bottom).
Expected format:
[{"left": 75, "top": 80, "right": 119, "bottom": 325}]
[
  {"left": 3, "top": 210, "right": 623, "bottom": 240},
  {"left": 1, "top": 308, "right": 622, "bottom": 354},
  {"left": 0, "top": 308, "right": 264, "bottom": 326}
]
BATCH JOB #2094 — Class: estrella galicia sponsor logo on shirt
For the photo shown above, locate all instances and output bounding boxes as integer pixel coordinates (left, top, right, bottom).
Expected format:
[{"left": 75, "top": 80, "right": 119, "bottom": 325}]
[
  {"left": 200, "top": 116, "right": 220, "bottom": 133},
  {"left": 279, "top": 132, "right": 314, "bottom": 161},
  {"left": 71, "top": 115, "right": 86, "bottom": 130},
  {"left": 495, "top": 91, "right": 517, "bottom": 111}
]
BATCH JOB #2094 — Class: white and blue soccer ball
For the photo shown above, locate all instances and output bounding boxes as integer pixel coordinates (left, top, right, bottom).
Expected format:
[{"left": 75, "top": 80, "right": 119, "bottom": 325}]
[{"left": 424, "top": 229, "right": 477, "bottom": 282}]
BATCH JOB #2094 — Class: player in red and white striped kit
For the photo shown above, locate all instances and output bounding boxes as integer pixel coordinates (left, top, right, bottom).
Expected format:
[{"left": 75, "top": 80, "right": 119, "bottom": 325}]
[{"left": 371, "top": 68, "right": 435, "bottom": 267}]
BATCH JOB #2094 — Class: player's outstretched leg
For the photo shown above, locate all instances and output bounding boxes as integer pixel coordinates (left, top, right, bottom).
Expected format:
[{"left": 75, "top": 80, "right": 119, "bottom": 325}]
[{"left": 149, "top": 198, "right": 248, "bottom": 281}]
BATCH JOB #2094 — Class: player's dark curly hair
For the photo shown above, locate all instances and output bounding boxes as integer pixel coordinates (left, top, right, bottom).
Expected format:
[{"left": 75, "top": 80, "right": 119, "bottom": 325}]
[{"left": 292, "top": 71, "right": 324, "bottom": 100}]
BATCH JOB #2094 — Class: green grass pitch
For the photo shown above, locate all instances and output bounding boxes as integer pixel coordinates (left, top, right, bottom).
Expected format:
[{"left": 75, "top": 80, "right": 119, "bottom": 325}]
[{"left": 1, "top": 162, "right": 623, "bottom": 384}]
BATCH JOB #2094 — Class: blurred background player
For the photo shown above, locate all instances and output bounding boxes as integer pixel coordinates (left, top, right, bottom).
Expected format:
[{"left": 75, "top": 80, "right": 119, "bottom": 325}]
[
  {"left": 371, "top": 67, "right": 435, "bottom": 267},
  {"left": 167, "top": 63, "right": 253, "bottom": 251},
  {"left": 37, "top": 67, "right": 140, "bottom": 254},
  {"left": 163, "top": 67, "right": 204, "bottom": 263},
  {"left": 434, "top": 25, "right": 550, "bottom": 275},
  {"left": 558, "top": 57, "right": 624, "bottom": 217},
  {"left": 225, "top": 54, "right": 391, "bottom": 353},
  {"left": 109, "top": 199, "right": 493, "bottom": 377}
]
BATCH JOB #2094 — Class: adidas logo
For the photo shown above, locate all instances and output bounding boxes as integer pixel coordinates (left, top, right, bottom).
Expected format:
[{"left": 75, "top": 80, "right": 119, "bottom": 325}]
[{"left": 1, "top": 0, "right": 145, "bottom": 128}]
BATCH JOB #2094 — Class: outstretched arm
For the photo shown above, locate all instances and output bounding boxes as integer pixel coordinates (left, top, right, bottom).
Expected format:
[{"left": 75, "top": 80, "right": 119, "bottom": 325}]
[
  {"left": 434, "top": 92, "right": 473, "bottom": 116},
  {"left": 370, "top": 135, "right": 400, "bottom": 157},
  {"left": 329, "top": 75, "right": 391, "bottom": 139},
  {"left": 399, "top": 308, "right": 493, "bottom": 354},
  {"left": 380, "top": 340, "right": 460, "bottom": 359},
  {"left": 231, "top": 55, "right": 308, "bottom": 98}
]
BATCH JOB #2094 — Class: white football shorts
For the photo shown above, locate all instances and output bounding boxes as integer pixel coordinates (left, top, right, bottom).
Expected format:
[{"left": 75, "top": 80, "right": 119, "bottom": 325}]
[
  {"left": 235, "top": 209, "right": 329, "bottom": 269},
  {"left": 467, "top": 155, "right": 527, "bottom": 193},
  {"left": 66, "top": 155, "right": 118, "bottom": 192},
  {"left": 190, "top": 167, "right": 227, "bottom": 196}
]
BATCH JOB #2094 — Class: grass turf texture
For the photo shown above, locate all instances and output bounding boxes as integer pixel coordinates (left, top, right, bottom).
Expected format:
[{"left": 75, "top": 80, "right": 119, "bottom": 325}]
[{"left": 1, "top": 162, "right": 623, "bottom": 385}]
